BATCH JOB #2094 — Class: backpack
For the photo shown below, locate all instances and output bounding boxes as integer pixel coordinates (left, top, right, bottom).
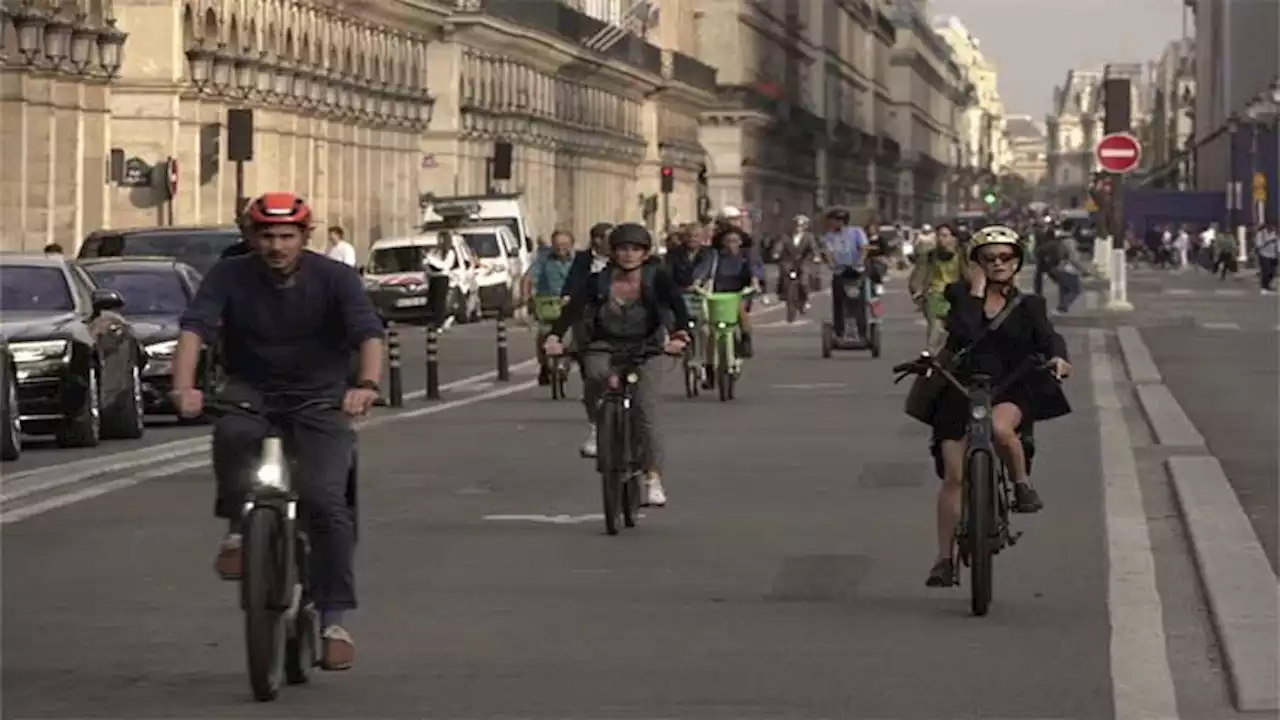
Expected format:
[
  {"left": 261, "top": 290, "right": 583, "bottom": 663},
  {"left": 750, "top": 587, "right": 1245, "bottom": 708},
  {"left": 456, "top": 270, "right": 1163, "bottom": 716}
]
[{"left": 1036, "top": 235, "right": 1063, "bottom": 269}]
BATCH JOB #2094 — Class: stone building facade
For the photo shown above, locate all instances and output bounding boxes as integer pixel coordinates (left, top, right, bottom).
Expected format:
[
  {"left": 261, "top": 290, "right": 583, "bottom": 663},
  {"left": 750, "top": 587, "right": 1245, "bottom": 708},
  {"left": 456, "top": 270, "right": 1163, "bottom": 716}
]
[{"left": 0, "top": 0, "right": 715, "bottom": 253}]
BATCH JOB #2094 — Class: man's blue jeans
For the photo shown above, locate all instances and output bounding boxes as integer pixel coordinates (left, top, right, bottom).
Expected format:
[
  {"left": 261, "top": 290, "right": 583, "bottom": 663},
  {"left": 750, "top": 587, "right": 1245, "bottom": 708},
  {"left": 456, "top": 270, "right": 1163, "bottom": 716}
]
[{"left": 1054, "top": 271, "right": 1081, "bottom": 313}]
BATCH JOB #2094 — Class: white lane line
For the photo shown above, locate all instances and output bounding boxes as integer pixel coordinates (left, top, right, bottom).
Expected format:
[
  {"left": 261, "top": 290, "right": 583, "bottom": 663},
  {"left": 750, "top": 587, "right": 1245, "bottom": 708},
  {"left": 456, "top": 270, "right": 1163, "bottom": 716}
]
[
  {"left": 1200, "top": 321, "right": 1241, "bottom": 331},
  {"left": 1, "top": 378, "right": 538, "bottom": 525},
  {"left": 1089, "top": 329, "right": 1180, "bottom": 720},
  {"left": 483, "top": 513, "right": 608, "bottom": 524},
  {"left": 0, "top": 361, "right": 538, "bottom": 504},
  {"left": 1163, "top": 288, "right": 1194, "bottom": 296}
]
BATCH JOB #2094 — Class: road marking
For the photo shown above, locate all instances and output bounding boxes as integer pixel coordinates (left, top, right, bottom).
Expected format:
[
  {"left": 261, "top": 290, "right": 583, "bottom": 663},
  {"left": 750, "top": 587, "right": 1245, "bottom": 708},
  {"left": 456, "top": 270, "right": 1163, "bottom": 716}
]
[
  {"left": 484, "top": 513, "right": 621, "bottom": 524},
  {"left": 1214, "top": 289, "right": 1246, "bottom": 297},
  {"left": 1, "top": 378, "right": 539, "bottom": 525},
  {"left": 756, "top": 318, "right": 813, "bottom": 329},
  {"left": 1088, "top": 329, "right": 1180, "bottom": 720},
  {"left": 1163, "top": 288, "right": 1194, "bottom": 296},
  {"left": 771, "top": 382, "right": 846, "bottom": 391},
  {"left": 1200, "top": 321, "right": 1241, "bottom": 330},
  {"left": 0, "top": 360, "right": 539, "bottom": 503}
]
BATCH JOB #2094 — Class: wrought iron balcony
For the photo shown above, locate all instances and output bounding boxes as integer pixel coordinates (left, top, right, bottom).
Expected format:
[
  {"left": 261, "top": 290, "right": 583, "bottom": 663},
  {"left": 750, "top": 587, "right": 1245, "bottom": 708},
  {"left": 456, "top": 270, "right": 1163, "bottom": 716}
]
[{"left": 468, "top": 0, "right": 661, "bottom": 77}]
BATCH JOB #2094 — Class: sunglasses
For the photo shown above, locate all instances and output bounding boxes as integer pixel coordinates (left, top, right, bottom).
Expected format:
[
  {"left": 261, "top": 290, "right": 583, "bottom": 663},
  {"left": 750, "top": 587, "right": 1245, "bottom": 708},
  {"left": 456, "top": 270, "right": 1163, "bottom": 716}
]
[{"left": 980, "top": 252, "right": 1017, "bottom": 265}]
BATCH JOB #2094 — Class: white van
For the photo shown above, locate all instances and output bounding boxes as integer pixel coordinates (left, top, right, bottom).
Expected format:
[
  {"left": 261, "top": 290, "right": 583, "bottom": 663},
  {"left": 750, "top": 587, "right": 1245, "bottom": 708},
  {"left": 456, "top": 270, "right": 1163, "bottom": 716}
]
[
  {"left": 419, "top": 194, "right": 534, "bottom": 313},
  {"left": 363, "top": 233, "right": 481, "bottom": 324}
]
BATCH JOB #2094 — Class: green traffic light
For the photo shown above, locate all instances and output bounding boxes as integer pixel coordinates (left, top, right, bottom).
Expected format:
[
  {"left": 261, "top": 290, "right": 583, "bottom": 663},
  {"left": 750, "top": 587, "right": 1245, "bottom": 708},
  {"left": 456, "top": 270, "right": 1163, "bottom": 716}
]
[{"left": 983, "top": 193, "right": 996, "bottom": 204}]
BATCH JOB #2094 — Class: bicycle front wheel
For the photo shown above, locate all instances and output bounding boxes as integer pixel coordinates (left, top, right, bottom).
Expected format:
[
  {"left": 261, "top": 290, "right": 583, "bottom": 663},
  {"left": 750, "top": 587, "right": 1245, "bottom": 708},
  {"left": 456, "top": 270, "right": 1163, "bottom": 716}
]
[
  {"left": 966, "top": 450, "right": 996, "bottom": 616},
  {"left": 597, "top": 400, "right": 624, "bottom": 535},
  {"left": 242, "top": 506, "right": 289, "bottom": 701}
]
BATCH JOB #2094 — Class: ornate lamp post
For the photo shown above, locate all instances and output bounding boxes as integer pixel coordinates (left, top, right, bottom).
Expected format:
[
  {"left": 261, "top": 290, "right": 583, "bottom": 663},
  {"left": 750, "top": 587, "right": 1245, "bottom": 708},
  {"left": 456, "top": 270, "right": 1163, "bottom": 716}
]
[
  {"left": 233, "top": 49, "right": 258, "bottom": 98},
  {"left": 186, "top": 42, "right": 214, "bottom": 90},
  {"left": 69, "top": 17, "right": 97, "bottom": 74},
  {"left": 211, "top": 45, "right": 235, "bottom": 94},
  {"left": 96, "top": 17, "right": 127, "bottom": 78},
  {"left": 43, "top": 15, "right": 73, "bottom": 70},
  {"left": 11, "top": 4, "right": 49, "bottom": 66}
]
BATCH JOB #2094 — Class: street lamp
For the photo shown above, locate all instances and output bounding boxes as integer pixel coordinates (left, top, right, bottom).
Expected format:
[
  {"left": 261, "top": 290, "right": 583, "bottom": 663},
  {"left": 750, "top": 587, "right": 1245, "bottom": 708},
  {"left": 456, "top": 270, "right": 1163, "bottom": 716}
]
[
  {"left": 95, "top": 17, "right": 127, "bottom": 78},
  {"left": 70, "top": 18, "right": 97, "bottom": 74},
  {"left": 43, "top": 16, "right": 72, "bottom": 69},
  {"left": 211, "top": 45, "right": 235, "bottom": 93},
  {"left": 11, "top": 4, "right": 49, "bottom": 65},
  {"left": 255, "top": 51, "right": 273, "bottom": 97},
  {"left": 186, "top": 43, "right": 213, "bottom": 89},
  {"left": 233, "top": 50, "right": 258, "bottom": 97}
]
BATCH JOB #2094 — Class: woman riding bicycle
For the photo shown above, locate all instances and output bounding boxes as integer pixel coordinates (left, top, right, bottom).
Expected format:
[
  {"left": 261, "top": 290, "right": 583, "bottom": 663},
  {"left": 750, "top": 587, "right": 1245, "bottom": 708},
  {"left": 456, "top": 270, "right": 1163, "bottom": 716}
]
[
  {"left": 926, "top": 224, "right": 1073, "bottom": 588},
  {"left": 693, "top": 228, "right": 762, "bottom": 364},
  {"left": 907, "top": 222, "right": 962, "bottom": 351},
  {"left": 543, "top": 224, "right": 690, "bottom": 507}
]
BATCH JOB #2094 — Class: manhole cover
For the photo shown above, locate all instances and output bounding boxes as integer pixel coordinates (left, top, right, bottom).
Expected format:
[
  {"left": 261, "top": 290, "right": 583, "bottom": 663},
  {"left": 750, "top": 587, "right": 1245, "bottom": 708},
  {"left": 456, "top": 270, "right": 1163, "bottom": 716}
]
[
  {"left": 768, "top": 554, "right": 869, "bottom": 602},
  {"left": 857, "top": 462, "right": 928, "bottom": 488}
]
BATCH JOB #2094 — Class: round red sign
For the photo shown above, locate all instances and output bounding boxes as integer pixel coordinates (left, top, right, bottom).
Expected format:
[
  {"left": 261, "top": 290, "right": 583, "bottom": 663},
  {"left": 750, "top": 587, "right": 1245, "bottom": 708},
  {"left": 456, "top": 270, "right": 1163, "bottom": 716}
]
[
  {"left": 1095, "top": 133, "right": 1142, "bottom": 174},
  {"left": 166, "top": 157, "right": 179, "bottom": 198}
]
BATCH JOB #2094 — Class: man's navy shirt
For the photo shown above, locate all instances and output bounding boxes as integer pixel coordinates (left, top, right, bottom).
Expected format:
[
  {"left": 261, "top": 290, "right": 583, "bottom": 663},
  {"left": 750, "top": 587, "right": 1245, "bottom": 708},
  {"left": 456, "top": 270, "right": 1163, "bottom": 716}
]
[{"left": 180, "top": 252, "right": 384, "bottom": 394}]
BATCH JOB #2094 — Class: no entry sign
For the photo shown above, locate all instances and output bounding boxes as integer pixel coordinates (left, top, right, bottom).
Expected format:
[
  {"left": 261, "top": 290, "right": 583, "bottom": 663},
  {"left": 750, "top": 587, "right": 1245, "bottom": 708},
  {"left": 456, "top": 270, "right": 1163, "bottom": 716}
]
[{"left": 1095, "top": 132, "right": 1142, "bottom": 174}]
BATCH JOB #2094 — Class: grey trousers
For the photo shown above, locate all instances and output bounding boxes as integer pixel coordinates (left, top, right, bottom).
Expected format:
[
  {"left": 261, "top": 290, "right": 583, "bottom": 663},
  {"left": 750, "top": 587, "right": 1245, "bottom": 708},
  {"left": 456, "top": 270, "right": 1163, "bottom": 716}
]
[
  {"left": 213, "top": 384, "right": 358, "bottom": 611},
  {"left": 581, "top": 350, "right": 664, "bottom": 472}
]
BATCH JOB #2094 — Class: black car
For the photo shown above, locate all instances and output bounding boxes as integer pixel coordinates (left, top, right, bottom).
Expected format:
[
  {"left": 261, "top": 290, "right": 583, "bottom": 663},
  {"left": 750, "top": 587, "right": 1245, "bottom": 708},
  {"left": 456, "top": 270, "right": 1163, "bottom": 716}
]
[
  {"left": 1, "top": 336, "right": 20, "bottom": 461},
  {"left": 80, "top": 257, "right": 213, "bottom": 414},
  {"left": 0, "top": 254, "right": 146, "bottom": 447},
  {"left": 78, "top": 225, "right": 241, "bottom": 275}
]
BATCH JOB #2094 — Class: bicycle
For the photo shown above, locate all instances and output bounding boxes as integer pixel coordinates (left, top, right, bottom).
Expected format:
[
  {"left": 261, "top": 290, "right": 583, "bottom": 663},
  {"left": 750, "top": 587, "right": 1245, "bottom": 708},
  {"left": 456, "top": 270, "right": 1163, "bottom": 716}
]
[
  {"left": 701, "top": 287, "right": 755, "bottom": 402},
  {"left": 782, "top": 266, "right": 804, "bottom": 323},
  {"left": 680, "top": 292, "right": 704, "bottom": 398},
  {"left": 892, "top": 352, "right": 1053, "bottom": 616},
  {"left": 204, "top": 393, "right": 382, "bottom": 701},
  {"left": 533, "top": 296, "right": 571, "bottom": 400}
]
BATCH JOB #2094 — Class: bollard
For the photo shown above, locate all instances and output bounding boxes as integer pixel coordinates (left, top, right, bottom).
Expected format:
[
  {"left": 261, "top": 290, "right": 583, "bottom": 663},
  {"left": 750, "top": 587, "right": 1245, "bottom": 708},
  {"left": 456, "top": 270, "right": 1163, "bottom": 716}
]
[
  {"left": 425, "top": 323, "right": 441, "bottom": 400},
  {"left": 386, "top": 321, "right": 404, "bottom": 407},
  {"left": 496, "top": 311, "right": 510, "bottom": 382},
  {"left": 1094, "top": 236, "right": 1114, "bottom": 280},
  {"left": 1106, "top": 247, "right": 1133, "bottom": 312},
  {"left": 1236, "top": 225, "right": 1249, "bottom": 266}
]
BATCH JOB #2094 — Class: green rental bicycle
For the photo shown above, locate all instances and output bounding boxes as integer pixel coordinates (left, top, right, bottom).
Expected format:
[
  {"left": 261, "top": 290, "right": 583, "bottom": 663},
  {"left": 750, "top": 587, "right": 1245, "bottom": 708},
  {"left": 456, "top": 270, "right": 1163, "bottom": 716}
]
[
  {"left": 533, "top": 296, "right": 571, "bottom": 400},
  {"left": 702, "top": 288, "right": 754, "bottom": 402},
  {"left": 680, "top": 292, "right": 704, "bottom": 398}
]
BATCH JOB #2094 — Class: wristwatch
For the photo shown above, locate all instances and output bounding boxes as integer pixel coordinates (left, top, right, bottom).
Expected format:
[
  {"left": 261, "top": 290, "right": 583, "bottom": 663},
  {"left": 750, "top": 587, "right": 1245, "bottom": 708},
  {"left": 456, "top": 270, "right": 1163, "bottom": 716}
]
[{"left": 356, "top": 379, "right": 380, "bottom": 393}]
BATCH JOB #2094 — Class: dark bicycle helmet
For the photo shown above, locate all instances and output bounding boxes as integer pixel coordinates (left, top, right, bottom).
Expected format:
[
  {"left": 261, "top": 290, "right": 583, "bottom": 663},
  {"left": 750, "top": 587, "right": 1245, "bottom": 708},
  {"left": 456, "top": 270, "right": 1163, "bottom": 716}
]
[
  {"left": 607, "top": 222, "right": 653, "bottom": 250},
  {"left": 825, "top": 207, "right": 851, "bottom": 223}
]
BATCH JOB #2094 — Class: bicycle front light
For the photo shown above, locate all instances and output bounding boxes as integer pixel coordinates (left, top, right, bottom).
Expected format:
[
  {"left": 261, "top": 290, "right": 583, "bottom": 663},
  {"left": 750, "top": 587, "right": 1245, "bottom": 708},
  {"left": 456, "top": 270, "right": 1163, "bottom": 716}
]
[
  {"left": 625, "top": 372, "right": 639, "bottom": 385},
  {"left": 970, "top": 405, "right": 989, "bottom": 421},
  {"left": 254, "top": 437, "right": 289, "bottom": 491},
  {"left": 716, "top": 321, "right": 727, "bottom": 329}
]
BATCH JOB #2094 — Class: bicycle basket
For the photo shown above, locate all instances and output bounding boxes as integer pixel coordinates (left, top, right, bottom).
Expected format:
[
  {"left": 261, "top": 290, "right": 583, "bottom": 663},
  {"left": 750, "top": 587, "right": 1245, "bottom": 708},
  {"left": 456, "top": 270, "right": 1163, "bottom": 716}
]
[
  {"left": 533, "top": 296, "right": 563, "bottom": 323},
  {"left": 705, "top": 293, "right": 741, "bottom": 325}
]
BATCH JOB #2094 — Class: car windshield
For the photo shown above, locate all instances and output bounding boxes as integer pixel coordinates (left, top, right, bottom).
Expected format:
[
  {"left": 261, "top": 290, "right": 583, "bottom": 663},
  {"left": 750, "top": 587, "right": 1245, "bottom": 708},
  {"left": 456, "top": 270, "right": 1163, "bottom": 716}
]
[
  {"left": 463, "top": 232, "right": 502, "bottom": 258},
  {"left": 85, "top": 268, "right": 188, "bottom": 315},
  {"left": 368, "top": 246, "right": 427, "bottom": 274},
  {"left": 80, "top": 231, "right": 240, "bottom": 274},
  {"left": 0, "top": 266, "right": 74, "bottom": 312}
]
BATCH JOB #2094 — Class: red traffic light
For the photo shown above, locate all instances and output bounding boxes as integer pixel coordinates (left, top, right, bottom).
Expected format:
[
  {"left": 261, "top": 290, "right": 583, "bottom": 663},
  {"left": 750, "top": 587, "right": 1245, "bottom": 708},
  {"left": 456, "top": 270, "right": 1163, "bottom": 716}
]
[{"left": 661, "top": 166, "right": 673, "bottom": 176}]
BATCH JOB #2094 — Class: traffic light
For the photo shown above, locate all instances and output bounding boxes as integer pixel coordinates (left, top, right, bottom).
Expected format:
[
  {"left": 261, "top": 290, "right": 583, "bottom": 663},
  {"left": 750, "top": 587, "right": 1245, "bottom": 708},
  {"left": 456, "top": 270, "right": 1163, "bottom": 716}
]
[
  {"left": 660, "top": 165, "right": 674, "bottom": 194},
  {"left": 983, "top": 191, "right": 997, "bottom": 206}
]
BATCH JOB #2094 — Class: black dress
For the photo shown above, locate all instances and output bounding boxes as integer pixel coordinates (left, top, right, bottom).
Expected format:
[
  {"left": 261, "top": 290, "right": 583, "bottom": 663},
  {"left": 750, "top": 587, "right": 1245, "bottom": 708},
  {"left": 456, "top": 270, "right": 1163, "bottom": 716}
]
[{"left": 931, "top": 282, "right": 1071, "bottom": 441}]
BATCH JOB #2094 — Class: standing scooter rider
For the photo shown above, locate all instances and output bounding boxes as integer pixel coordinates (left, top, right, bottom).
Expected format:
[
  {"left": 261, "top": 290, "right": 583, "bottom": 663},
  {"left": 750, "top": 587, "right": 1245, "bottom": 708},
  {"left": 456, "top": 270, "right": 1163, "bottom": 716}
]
[
  {"left": 542, "top": 224, "right": 691, "bottom": 506},
  {"left": 819, "top": 207, "right": 870, "bottom": 338},
  {"left": 171, "top": 192, "right": 386, "bottom": 671},
  {"left": 525, "top": 230, "right": 577, "bottom": 385},
  {"left": 775, "top": 214, "right": 821, "bottom": 312}
]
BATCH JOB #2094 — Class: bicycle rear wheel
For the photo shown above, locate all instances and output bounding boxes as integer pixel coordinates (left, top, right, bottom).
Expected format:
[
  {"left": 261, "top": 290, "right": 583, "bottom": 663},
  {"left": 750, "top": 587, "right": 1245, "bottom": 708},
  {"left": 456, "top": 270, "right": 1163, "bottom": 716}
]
[
  {"left": 966, "top": 451, "right": 996, "bottom": 616},
  {"left": 242, "top": 506, "right": 288, "bottom": 701},
  {"left": 597, "top": 400, "right": 623, "bottom": 535}
]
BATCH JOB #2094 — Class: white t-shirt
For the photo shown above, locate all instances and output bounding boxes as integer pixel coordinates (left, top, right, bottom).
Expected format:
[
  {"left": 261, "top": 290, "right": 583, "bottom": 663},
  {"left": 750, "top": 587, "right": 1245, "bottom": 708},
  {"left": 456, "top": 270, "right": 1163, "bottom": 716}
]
[
  {"left": 327, "top": 240, "right": 357, "bottom": 267},
  {"left": 1198, "top": 229, "right": 1215, "bottom": 248},
  {"left": 425, "top": 249, "right": 457, "bottom": 274}
]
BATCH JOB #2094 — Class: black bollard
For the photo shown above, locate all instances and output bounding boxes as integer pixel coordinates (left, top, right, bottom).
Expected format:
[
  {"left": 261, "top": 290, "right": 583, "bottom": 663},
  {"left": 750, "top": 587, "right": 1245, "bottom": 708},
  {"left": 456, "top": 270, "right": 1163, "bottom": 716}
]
[
  {"left": 496, "top": 310, "right": 510, "bottom": 382},
  {"left": 425, "top": 323, "right": 441, "bottom": 400},
  {"left": 386, "top": 322, "right": 403, "bottom": 407}
]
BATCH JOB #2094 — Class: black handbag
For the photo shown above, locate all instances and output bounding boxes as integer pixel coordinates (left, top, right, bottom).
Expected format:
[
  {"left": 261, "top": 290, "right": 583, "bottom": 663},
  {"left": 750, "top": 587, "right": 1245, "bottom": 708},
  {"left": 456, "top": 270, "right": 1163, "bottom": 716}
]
[{"left": 903, "top": 293, "right": 1024, "bottom": 425}]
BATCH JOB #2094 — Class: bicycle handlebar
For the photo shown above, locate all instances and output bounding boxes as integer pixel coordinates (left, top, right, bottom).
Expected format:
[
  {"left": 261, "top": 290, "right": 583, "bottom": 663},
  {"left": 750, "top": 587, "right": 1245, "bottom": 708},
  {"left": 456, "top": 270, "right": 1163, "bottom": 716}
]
[
  {"left": 892, "top": 352, "right": 1056, "bottom": 398},
  {"left": 202, "top": 393, "right": 388, "bottom": 419}
]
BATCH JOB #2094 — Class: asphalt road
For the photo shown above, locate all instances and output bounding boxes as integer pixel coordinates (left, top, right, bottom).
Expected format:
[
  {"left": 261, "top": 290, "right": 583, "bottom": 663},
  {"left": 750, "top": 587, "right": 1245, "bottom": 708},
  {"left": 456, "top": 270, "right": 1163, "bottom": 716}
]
[
  {"left": 1126, "top": 266, "right": 1280, "bottom": 574},
  {"left": 0, "top": 278, "right": 1246, "bottom": 719}
]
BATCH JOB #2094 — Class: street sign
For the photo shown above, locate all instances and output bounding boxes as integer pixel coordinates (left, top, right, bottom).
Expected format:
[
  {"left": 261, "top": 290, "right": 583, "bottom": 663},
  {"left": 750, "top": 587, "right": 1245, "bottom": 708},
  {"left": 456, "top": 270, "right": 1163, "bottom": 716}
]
[
  {"left": 1253, "top": 171, "right": 1268, "bottom": 201},
  {"left": 1095, "top": 132, "right": 1142, "bottom": 174}
]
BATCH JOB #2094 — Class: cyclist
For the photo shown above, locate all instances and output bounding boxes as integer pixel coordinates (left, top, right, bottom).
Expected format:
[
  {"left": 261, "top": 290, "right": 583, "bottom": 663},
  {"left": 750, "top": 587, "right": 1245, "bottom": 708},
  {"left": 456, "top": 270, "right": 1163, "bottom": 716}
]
[
  {"left": 907, "top": 222, "right": 962, "bottom": 351},
  {"left": 526, "top": 230, "right": 576, "bottom": 385},
  {"left": 542, "top": 223, "right": 691, "bottom": 506},
  {"left": 561, "top": 223, "right": 614, "bottom": 454},
  {"left": 665, "top": 225, "right": 708, "bottom": 291},
  {"left": 775, "top": 214, "right": 820, "bottom": 312},
  {"left": 170, "top": 192, "right": 385, "bottom": 670},
  {"left": 925, "top": 224, "right": 1072, "bottom": 588},
  {"left": 819, "top": 207, "right": 870, "bottom": 338},
  {"left": 694, "top": 227, "right": 762, "bottom": 370}
]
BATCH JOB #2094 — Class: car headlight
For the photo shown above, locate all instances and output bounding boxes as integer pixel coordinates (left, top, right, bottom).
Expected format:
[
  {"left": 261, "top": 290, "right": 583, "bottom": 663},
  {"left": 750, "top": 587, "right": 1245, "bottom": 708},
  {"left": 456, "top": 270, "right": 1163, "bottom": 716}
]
[
  {"left": 146, "top": 339, "right": 178, "bottom": 357},
  {"left": 10, "top": 340, "right": 69, "bottom": 364}
]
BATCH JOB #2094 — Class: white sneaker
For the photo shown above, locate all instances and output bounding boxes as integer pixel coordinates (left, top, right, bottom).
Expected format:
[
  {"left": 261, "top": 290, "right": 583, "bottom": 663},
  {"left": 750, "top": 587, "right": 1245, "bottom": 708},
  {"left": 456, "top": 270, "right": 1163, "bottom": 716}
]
[
  {"left": 643, "top": 473, "right": 667, "bottom": 507},
  {"left": 579, "top": 424, "right": 598, "bottom": 458}
]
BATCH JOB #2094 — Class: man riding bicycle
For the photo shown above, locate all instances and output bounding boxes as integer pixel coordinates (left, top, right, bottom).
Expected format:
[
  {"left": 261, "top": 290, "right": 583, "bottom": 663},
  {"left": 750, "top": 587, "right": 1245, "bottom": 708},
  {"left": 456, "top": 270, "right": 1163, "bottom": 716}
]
[
  {"left": 775, "top": 214, "right": 821, "bottom": 312},
  {"left": 171, "top": 192, "right": 385, "bottom": 670},
  {"left": 924, "top": 224, "right": 1072, "bottom": 588},
  {"left": 525, "top": 230, "right": 576, "bottom": 385},
  {"left": 542, "top": 223, "right": 690, "bottom": 506}
]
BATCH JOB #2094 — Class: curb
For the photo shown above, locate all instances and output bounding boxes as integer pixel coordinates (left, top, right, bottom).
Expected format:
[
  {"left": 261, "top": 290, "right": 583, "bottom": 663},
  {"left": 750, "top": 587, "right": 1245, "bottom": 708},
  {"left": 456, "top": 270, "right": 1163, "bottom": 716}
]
[{"left": 1116, "top": 325, "right": 1279, "bottom": 712}]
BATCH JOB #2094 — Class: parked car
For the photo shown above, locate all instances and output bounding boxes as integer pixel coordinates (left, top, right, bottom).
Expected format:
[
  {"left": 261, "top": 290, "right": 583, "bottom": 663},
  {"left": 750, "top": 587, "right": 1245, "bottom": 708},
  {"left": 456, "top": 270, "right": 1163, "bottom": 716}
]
[
  {"left": 1, "top": 336, "right": 21, "bottom": 461},
  {"left": 0, "top": 254, "right": 146, "bottom": 446},
  {"left": 78, "top": 225, "right": 241, "bottom": 275},
  {"left": 80, "top": 257, "right": 214, "bottom": 414}
]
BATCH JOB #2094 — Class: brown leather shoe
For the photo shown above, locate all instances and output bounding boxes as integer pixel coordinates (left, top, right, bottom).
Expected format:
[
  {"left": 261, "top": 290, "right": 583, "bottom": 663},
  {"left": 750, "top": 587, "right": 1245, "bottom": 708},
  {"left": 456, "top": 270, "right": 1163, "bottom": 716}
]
[
  {"left": 321, "top": 626, "right": 355, "bottom": 670},
  {"left": 214, "top": 535, "right": 242, "bottom": 580}
]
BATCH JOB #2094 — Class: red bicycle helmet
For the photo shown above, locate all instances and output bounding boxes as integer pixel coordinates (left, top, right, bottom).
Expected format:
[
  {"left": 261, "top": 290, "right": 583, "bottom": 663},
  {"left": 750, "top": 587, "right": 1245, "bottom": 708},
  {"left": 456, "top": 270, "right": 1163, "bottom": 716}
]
[{"left": 243, "top": 192, "right": 313, "bottom": 229}]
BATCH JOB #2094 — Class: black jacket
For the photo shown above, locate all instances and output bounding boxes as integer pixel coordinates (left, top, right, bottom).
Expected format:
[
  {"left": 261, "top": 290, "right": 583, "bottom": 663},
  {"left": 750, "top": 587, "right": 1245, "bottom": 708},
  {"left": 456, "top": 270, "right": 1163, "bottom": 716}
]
[
  {"left": 942, "top": 282, "right": 1071, "bottom": 422},
  {"left": 550, "top": 263, "right": 691, "bottom": 345},
  {"left": 665, "top": 246, "right": 707, "bottom": 289}
]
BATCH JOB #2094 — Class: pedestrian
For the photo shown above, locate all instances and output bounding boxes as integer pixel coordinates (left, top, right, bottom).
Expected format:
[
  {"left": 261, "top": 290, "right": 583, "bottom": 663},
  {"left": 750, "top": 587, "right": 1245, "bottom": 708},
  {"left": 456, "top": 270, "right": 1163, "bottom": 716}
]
[
  {"left": 1052, "top": 232, "right": 1090, "bottom": 314},
  {"left": 1198, "top": 223, "right": 1217, "bottom": 270},
  {"left": 1212, "top": 228, "right": 1238, "bottom": 280},
  {"left": 1173, "top": 224, "right": 1190, "bottom": 271},
  {"left": 326, "top": 226, "right": 357, "bottom": 267},
  {"left": 1255, "top": 224, "right": 1278, "bottom": 293}
]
